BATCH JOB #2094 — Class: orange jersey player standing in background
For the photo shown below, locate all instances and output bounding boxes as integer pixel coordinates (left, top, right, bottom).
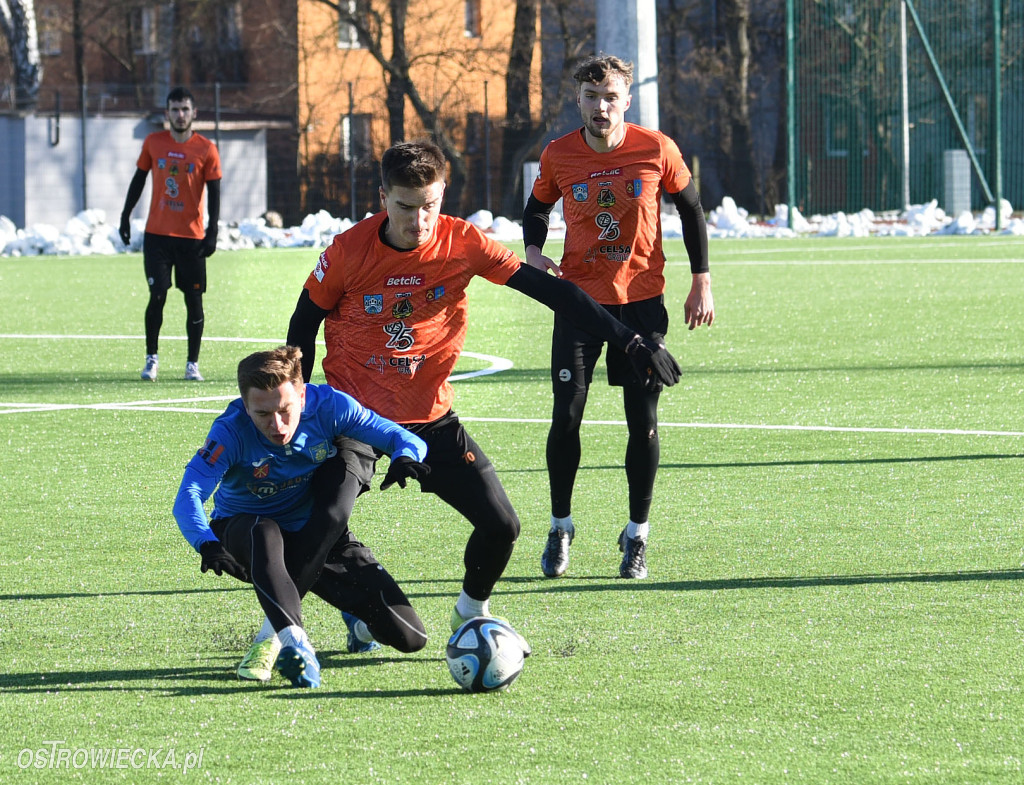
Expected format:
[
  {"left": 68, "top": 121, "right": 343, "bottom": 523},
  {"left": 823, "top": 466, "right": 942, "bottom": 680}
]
[
  {"left": 523, "top": 53, "right": 714, "bottom": 581},
  {"left": 120, "top": 86, "right": 222, "bottom": 383},
  {"left": 286, "top": 140, "right": 682, "bottom": 654}
]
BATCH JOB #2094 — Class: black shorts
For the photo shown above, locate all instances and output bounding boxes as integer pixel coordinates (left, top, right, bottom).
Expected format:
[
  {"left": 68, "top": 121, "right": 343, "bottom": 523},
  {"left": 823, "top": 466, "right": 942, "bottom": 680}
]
[
  {"left": 143, "top": 232, "right": 206, "bottom": 294},
  {"left": 339, "top": 411, "right": 495, "bottom": 498},
  {"left": 551, "top": 294, "right": 669, "bottom": 392}
]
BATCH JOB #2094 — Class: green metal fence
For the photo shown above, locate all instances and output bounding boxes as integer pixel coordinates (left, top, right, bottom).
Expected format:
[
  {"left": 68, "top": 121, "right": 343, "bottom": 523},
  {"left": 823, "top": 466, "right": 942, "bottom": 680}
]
[{"left": 788, "top": 0, "right": 1022, "bottom": 222}]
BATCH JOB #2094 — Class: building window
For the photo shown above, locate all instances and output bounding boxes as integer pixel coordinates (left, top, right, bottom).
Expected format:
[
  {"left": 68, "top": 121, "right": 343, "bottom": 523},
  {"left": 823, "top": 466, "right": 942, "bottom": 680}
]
[
  {"left": 338, "top": 0, "right": 364, "bottom": 49},
  {"left": 39, "top": 7, "right": 62, "bottom": 56},
  {"left": 132, "top": 6, "right": 159, "bottom": 55},
  {"left": 464, "top": 0, "right": 482, "bottom": 38},
  {"left": 342, "top": 113, "right": 373, "bottom": 164},
  {"left": 219, "top": 2, "right": 243, "bottom": 51}
]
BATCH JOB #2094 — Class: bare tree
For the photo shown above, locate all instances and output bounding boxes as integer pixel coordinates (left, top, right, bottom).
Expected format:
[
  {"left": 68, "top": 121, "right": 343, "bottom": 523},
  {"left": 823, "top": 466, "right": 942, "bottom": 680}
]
[
  {"left": 1, "top": 0, "right": 42, "bottom": 109},
  {"left": 310, "top": 0, "right": 509, "bottom": 213},
  {"left": 500, "top": 0, "right": 594, "bottom": 217}
]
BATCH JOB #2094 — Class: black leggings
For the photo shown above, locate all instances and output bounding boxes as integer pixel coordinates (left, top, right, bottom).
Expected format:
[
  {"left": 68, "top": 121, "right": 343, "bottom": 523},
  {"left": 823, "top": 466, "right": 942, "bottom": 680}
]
[
  {"left": 547, "top": 382, "right": 661, "bottom": 523},
  {"left": 211, "top": 453, "right": 426, "bottom": 653},
  {"left": 144, "top": 289, "right": 204, "bottom": 362}
]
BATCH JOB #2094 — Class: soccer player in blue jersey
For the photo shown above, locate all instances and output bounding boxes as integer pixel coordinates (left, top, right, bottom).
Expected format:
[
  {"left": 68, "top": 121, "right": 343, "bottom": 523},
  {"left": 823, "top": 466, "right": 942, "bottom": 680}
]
[{"left": 173, "top": 345, "right": 430, "bottom": 688}]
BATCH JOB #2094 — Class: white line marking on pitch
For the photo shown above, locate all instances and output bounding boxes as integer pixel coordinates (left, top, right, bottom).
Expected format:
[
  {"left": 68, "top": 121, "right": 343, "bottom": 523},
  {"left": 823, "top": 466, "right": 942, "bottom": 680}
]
[
  {"left": 2, "top": 334, "right": 1021, "bottom": 437},
  {"left": 459, "top": 417, "right": 1024, "bottom": 439}
]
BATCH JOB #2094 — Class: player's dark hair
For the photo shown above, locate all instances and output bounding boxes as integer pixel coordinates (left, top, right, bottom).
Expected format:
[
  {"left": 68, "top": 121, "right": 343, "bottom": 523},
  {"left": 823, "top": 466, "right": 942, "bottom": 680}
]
[
  {"left": 237, "top": 346, "right": 303, "bottom": 398},
  {"left": 573, "top": 54, "right": 634, "bottom": 90},
  {"left": 166, "top": 86, "right": 196, "bottom": 108},
  {"left": 380, "top": 141, "right": 447, "bottom": 191}
]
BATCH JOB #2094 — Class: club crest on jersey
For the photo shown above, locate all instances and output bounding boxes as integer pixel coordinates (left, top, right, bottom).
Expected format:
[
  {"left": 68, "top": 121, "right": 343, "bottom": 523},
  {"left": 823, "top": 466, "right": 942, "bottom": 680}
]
[
  {"left": 252, "top": 463, "right": 270, "bottom": 479},
  {"left": 392, "top": 297, "right": 414, "bottom": 319},
  {"left": 157, "top": 158, "right": 166, "bottom": 169},
  {"left": 425, "top": 285, "right": 445, "bottom": 301},
  {"left": 627, "top": 178, "right": 642, "bottom": 197},
  {"left": 364, "top": 294, "right": 384, "bottom": 314},
  {"left": 597, "top": 187, "right": 616, "bottom": 208},
  {"left": 310, "top": 441, "right": 329, "bottom": 462},
  {"left": 572, "top": 183, "right": 589, "bottom": 202}
]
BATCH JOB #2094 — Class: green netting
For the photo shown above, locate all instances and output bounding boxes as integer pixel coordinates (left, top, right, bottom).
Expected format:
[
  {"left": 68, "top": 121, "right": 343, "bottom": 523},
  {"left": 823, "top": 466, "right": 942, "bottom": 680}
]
[{"left": 792, "top": 0, "right": 1022, "bottom": 215}]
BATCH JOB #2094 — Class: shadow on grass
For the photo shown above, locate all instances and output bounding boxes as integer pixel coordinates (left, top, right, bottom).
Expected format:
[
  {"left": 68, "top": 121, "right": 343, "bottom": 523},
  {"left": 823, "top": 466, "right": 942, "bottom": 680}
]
[
  {"left": 0, "top": 653, "right": 449, "bottom": 697},
  {"left": 491, "top": 566, "right": 1024, "bottom": 594},
  {"left": 496, "top": 452, "right": 1024, "bottom": 474},
  {"left": 0, "top": 586, "right": 248, "bottom": 602}
]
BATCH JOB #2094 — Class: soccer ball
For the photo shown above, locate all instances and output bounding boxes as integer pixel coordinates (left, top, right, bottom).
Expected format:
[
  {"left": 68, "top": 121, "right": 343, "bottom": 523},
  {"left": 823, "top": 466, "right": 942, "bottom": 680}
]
[{"left": 446, "top": 617, "right": 525, "bottom": 693}]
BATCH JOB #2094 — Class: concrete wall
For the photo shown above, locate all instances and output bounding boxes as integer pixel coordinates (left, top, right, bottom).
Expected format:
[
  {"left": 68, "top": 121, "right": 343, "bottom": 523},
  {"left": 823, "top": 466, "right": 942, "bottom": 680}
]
[{"left": 0, "top": 114, "right": 267, "bottom": 229}]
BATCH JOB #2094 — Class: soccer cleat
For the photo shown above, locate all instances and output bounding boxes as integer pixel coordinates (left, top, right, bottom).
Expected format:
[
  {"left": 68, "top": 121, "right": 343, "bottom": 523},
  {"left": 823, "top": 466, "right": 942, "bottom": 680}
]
[
  {"left": 140, "top": 354, "right": 158, "bottom": 381},
  {"left": 237, "top": 636, "right": 282, "bottom": 682},
  {"left": 275, "top": 641, "right": 321, "bottom": 688},
  {"left": 184, "top": 361, "right": 204, "bottom": 381},
  {"left": 618, "top": 527, "right": 648, "bottom": 579},
  {"left": 342, "top": 611, "right": 381, "bottom": 654},
  {"left": 540, "top": 527, "right": 574, "bottom": 578},
  {"left": 451, "top": 606, "right": 531, "bottom": 658}
]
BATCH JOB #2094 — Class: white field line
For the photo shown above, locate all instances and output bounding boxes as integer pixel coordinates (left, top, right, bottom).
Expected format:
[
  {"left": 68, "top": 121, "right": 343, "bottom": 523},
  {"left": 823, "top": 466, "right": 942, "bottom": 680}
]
[
  {"left": 458, "top": 417, "right": 1024, "bottom": 438},
  {"left": 2, "top": 335, "right": 1022, "bottom": 437}
]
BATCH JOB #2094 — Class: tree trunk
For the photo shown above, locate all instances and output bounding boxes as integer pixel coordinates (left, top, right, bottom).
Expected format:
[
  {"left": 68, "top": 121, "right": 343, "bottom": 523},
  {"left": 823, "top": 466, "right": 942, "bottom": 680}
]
[
  {"left": 1, "top": 0, "right": 43, "bottom": 110},
  {"left": 386, "top": 0, "right": 408, "bottom": 144},
  {"left": 722, "top": 0, "right": 760, "bottom": 211},
  {"left": 500, "top": 0, "right": 539, "bottom": 217}
]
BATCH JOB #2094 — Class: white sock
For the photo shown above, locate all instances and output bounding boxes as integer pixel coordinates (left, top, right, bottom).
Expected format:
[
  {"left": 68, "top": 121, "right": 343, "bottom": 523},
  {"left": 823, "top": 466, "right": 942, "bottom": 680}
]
[
  {"left": 278, "top": 625, "right": 312, "bottom": 652},
  {"left": 550, "top": 515, "right": 574, "bottom": 533},
  {"left": 626, "top": 520, "right": 649, "bottom": 540},
  {"left": 253, "top": 616, "right": 276, "bottom": 644},
  {"left": 456, "top": 591, "right": 489, "bottom": 620}
]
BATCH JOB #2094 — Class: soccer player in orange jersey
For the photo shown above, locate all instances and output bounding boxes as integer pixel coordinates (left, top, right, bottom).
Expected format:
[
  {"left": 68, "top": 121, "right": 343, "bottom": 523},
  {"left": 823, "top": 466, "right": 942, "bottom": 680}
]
[
  {"left": 119, "top": 87, "right": 222, "bottom": 383},
  {"left": 523, "top": 54, "right": 715, "bottom": 580},
  {"left": 287, "top": 140, "right": 681, "bottom": 653}
]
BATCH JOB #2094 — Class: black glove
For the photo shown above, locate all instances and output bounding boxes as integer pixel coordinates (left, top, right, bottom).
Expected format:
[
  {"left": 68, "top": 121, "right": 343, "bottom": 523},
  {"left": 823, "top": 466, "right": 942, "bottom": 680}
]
[
  {"left": 118, "top": 214, "right": 131, "bottom": 247},
  {"left": 380, "top": 456, "right": 431, "bottom": 490},
  {"left": 201, "top": 229, "right": 218, "bottom": 258},
  {"left": 625, "top": 334, "right": 682, "bottom": 392},
  {"left": 199, "top": 540, "right": 248, "bottom": 581}
]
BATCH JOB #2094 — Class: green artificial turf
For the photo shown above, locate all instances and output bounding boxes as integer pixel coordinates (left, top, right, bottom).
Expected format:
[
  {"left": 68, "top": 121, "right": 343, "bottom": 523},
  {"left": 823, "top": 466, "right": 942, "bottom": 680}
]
[{"left": 1, "top": 235, "right": 1022, "bottom": 783}]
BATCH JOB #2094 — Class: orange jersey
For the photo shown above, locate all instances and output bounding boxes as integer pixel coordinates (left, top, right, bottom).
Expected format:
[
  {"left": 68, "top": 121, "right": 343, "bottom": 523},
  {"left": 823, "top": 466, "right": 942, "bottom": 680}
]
[
  {"left": 531, "top": 123, "right": 691, "bottom": 304},
  {"left": 303, "top": 212, "right": 522, "bottom": 423},
  {"left": 137, "top": 131, "right": 222, "bottom": 239}
]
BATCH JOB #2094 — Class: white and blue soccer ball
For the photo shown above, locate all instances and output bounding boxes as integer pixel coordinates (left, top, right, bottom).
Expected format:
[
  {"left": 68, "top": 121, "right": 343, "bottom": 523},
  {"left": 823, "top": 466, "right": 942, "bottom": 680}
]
[{"left": 446, "top": 617, "right": 525, "bottom": 693}]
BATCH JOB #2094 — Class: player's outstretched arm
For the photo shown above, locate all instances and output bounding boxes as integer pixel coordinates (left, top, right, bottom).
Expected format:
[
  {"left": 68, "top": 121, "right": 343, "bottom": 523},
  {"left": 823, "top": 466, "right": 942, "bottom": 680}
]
[{"left": 504, "top": 265, "right": 680, "bottom": 390}]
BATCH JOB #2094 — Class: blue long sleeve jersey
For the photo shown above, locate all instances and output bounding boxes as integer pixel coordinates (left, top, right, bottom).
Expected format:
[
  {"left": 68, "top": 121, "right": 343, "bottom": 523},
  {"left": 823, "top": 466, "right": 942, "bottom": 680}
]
[{"left": 172, "top": 383, "right": 428, "bottom": 551}]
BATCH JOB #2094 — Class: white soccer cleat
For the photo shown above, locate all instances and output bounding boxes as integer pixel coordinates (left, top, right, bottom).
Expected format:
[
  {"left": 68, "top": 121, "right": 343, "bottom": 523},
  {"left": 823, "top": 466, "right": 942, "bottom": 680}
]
[
  {"left": 184, "top": 361, "right": 204, "bottom": 381},
  {"left": 140, "top": 354, "right": 158, "bottom": 381}
]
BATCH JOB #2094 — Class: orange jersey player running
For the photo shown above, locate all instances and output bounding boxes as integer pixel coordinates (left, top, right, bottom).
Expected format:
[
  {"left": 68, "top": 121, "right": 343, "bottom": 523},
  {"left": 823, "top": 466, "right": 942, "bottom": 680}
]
[
  {"left": 120, "top": 86, "right": 222, "bottom": 383},
  {"left": 286, "top": 140, "right": 681, "bottom": 652},
  {"left": 523, "top": 53, "right": 714, "bottom": 581}
]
